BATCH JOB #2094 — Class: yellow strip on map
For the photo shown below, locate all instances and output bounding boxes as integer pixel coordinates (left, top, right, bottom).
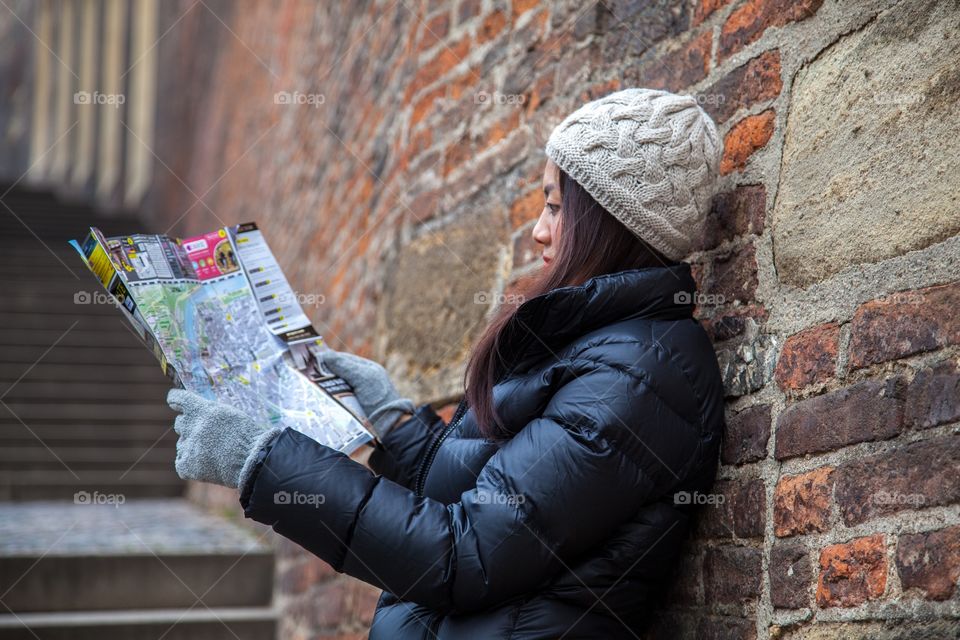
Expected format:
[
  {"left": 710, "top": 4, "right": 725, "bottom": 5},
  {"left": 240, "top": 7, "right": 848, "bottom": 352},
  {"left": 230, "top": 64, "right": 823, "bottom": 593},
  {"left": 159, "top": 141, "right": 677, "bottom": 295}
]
[{"left": 85, "top": 238, "right": 120, "bottom": 289}]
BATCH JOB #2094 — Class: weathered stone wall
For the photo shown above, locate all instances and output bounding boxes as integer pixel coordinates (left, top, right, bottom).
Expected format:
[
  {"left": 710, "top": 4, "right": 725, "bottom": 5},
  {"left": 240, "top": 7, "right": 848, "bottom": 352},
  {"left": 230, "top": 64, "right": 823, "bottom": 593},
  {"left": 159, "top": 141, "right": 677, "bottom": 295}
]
[{"left": 146, "top": 1, "right": 960, "bottom": 638}]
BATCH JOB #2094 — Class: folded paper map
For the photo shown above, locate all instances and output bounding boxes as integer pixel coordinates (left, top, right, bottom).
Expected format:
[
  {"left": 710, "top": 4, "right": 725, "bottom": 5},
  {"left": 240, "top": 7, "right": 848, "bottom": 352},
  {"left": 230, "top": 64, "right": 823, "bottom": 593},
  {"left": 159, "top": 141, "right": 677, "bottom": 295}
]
[{"left": 69, "top": 222, "right": 373, "bottom": 454}]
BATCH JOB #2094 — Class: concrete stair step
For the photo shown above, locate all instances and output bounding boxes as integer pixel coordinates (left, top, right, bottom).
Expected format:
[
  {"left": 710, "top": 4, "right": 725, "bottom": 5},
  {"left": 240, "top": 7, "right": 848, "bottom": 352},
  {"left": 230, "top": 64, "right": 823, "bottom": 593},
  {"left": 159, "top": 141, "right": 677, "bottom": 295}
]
[
  {"left": 0, "top": 343, "right": 154, "bottom": 365},
  {"left": 0, "top": 345, "right": 164, "bottom": 366},
  {"left": 0, "top": 205, "right": 142, "bottom": 241},
  {"left": 1, "top": 402, "right": 175, "bottom": 422},
  {"left": 3, "top": 271, "right": 132, "bottom": 290},
  {"left": 4, "top": 286, "right": 132, "bottom": 303},
  {"left": 0, "top": 468, "right": 183, "bottom": 485},
  {"left": 0, "top": 349, "right": 152, "bottom": 370},
  {"left": 3, "top": 287, "right": 128, "bottom": 305},
  {"left": 0, "top": 607, "right": 276, "bottom": 640},
  {"left": 0, "top": 222, "right": 98, "bottom": 241},
  {"left": 0, "top": 445, "right": 175, "bottom": 469},
  {"left": 0, "top": 553, "right": 274, "bottom": 612},
  {"left": 0, "top": 422, "right": 174, "bottom": 442},
  {"left": 0, "top": 312, "right": 137, "bottom": 330},
  {"left": 2, "top": 296, "right": 138, "bottom": 315},
  {"left": 1, "top": 482, "right": 184, "bottom": 501},
  {"left": 0, "top": 214, "right": 143, "bottom": 235},
  {"left": 0, "top": 470, "right": 184, "bottom": 501},
  {"left": 0, "top": 246, "right": 91, "bottom": 260},
  {"left": 0, "top": 264, "right": 86, "bottom": 276},
  {"left": 0, "top": 381, "right": 169, "bottom": 402},
  {"left": 0, "top": 362, "right": 165, "bottom": 383},
  {"left": 0, "top": 328, "right": 156, "bottom": 349},
  {"left": 0, "top": 500, "right": 274, "bottom": 612}
]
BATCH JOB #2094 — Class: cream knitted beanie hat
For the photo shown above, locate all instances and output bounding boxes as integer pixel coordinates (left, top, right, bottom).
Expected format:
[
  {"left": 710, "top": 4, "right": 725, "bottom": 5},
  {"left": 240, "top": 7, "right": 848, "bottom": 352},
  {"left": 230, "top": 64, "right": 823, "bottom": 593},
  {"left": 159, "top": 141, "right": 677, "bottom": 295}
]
[{"left": 545, "top": 88, "right": 722, "bottom": 262}]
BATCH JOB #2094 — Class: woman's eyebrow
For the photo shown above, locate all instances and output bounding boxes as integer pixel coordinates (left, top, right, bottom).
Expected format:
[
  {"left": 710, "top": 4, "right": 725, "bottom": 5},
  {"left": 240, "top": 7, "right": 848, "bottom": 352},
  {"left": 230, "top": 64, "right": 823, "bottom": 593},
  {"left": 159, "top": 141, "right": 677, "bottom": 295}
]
[{"left": 543, "top": 183, "right": 556, "bottom": 196}]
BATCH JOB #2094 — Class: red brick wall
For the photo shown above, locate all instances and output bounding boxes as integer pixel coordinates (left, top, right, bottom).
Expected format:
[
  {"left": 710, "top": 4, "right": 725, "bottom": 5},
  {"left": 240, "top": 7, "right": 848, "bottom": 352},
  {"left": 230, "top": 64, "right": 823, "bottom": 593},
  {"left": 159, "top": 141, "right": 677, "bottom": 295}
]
[{"left": 150, "top": 1, "right": 960, "bottom": 638}]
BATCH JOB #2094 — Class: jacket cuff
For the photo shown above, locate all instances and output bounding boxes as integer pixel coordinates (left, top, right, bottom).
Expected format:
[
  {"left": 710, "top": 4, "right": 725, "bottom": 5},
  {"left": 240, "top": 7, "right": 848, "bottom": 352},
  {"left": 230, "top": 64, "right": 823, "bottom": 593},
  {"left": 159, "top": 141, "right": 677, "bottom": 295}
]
[
  {"left": 238, "top": 427, "right": 285, "bottom": 507},
  {"left": 368, "top": 397, "right": 417, "bottom": 438},
  {"left": 240, "top": 428, "right": 380, "bottom": 572}
]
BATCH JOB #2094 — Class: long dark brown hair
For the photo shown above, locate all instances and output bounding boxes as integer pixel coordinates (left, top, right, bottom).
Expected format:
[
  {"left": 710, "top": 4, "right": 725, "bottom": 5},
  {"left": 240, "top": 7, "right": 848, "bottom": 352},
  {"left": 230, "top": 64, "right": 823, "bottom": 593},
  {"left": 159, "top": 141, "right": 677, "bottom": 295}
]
[{"left": 464, "top": 167, "right": 677, "bottom": 439}]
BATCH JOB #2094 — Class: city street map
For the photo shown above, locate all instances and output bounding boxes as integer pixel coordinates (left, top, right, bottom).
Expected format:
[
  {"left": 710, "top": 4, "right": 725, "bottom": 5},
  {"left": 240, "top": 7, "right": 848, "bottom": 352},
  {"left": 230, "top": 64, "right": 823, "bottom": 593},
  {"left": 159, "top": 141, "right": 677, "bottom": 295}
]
[{"left": 69, "top": 223, "right": 373, "bottom": 455}]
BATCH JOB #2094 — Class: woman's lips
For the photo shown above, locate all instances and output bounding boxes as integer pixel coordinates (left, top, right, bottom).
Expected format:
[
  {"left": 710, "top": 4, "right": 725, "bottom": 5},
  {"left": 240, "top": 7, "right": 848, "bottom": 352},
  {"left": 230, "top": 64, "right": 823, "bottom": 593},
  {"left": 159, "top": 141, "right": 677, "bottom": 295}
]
[{"left": 542, "top": 255, "right": 551, "bottom": 264}]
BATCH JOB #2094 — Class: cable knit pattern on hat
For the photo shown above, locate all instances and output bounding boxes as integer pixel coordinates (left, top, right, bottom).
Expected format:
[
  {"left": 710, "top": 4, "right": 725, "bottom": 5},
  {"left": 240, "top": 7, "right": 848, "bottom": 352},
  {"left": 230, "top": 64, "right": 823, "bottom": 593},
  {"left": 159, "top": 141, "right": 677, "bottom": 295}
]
[{"left": 545, "top": 88, "right": 722, "bottom": 261}]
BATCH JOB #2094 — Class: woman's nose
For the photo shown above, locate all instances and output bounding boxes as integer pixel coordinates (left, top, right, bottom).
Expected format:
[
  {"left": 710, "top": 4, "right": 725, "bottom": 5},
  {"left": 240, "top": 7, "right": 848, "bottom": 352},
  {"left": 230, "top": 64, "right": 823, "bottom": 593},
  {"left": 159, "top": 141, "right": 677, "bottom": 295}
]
[{"left": 532, "top": 212, "right": 550, "bottom": 246}]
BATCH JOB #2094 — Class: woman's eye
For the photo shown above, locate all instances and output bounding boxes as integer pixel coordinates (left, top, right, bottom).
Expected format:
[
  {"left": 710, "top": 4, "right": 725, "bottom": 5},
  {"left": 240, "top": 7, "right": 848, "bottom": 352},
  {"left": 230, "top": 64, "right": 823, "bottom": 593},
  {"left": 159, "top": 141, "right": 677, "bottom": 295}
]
[{"left": 547, "top": 203, "right": 560, "bottom": 215}]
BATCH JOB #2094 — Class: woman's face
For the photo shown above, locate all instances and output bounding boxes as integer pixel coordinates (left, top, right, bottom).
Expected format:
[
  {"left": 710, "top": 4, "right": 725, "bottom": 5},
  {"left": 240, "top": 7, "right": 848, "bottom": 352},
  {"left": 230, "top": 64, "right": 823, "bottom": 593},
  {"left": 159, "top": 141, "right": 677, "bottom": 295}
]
[{"left": 533, "top": 159, "right": 562, "bottom": 266}]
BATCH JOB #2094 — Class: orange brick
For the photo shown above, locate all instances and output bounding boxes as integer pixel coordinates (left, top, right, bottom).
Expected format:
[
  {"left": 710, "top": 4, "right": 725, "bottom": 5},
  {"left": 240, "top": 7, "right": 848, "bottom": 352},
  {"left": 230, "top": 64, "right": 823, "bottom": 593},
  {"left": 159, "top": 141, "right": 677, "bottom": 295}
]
[
  {"left": 579, "top": 77, "right": 623, "bottom": 103},
  {"left": 774, "top": 466, "right": 834, "bottom": 537},
  {"left": 512, "top": 0, "right": 539, "bottom": 24},
  {"left": 406, "top": 34, "right": 472, "bottom": 102},
  {"left": 510, "top": 186, "right": 543, "bottom": 229},
  {"left": 524, "top": 70, "right": 554, "bottom": 116},
  {"left": 703, "top": 49, "right": 782, "bottom": 125},
  {"left": 477, "top": 109, "right": 521, "bottom": 153},
  {"left": 721, "top": 109, "right": 775, "bottom": 175},
  {"left": 396, "top": 127, "right": 433, "bottom": 173},
  {"left": 693, "top": 0, "right": 734, "bottom": 26},
  {"left": 418, "top": 12, "right": 449, "bottom": 52},
  {"left": 410, "top": 85, "right": 446, "bottom": 130},
  {"left": 719, "top": 0, "right": 825, "bottom": 61},
  {"left": 443, "top": 133, "right": 474, "bottom": 177},
  {"left": 775, "top": 322, "right": 840, "bottom": 391},
  {"left": 478, "top": 9, "right": 507, "bottom": 44},
  {"left": 447, "top": 67, "right": 480, "bottom": 101},
  {"left": 817, "top": 535, "right": 888, "bottom": 608}
]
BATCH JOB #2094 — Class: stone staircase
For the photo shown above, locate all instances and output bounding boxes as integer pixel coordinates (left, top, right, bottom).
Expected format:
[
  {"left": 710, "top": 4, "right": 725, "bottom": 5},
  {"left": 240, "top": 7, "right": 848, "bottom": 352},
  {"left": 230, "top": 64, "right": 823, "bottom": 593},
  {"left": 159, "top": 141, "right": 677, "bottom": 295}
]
[
  {"left": 0, "top": 186, "right": 182, "bottom": 501},
  {"left": 0, "top": 186, "right": 277, "bottom": 638},
  {"left": 0, "top": 500, "right": 276, "bottom": 640}
]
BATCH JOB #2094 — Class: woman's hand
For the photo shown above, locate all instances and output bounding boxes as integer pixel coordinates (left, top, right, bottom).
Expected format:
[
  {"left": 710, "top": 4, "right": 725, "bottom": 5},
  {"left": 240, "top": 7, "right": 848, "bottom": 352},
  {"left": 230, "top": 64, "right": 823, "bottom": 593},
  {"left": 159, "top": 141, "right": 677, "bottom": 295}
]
[
  {"left": 317, "top": 349, "right": 415, "bottom": 439},
  {"left": 166, "top": 388, "right": 284, "bottom": 489}
]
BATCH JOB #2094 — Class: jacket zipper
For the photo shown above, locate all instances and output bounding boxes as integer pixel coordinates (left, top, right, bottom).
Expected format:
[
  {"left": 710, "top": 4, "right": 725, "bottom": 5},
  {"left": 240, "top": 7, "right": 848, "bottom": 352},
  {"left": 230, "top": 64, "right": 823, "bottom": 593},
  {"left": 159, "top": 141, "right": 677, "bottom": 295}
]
[
  {"left": 415, "top": 399, "right": 467, "bottom": 497},
  {"left": 412, "top": 320, "right": 537, "bottom": 499}
]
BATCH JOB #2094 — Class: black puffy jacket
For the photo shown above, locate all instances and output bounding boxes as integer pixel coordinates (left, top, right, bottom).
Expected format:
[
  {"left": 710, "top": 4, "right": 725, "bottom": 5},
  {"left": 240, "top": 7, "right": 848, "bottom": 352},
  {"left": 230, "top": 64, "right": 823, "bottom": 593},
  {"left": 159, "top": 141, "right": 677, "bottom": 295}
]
[{"left": 240, "top": 262, "right": 726, "bottom": 639}]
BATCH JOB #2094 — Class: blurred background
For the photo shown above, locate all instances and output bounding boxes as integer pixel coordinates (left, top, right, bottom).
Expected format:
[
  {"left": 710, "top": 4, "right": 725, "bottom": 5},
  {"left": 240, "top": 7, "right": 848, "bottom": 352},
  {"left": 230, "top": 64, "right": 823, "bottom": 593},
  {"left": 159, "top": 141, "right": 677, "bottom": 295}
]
[{"left": 0, "top": 0, "right": 958, "bottom": 638}]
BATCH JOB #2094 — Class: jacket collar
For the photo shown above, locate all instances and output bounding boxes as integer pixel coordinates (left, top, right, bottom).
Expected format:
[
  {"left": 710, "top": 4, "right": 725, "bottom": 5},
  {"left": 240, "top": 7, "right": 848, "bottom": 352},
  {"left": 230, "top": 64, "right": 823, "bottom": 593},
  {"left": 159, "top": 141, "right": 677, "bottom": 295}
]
[{"left": 498, "top": 262, "right": 697, "bottom": 376}]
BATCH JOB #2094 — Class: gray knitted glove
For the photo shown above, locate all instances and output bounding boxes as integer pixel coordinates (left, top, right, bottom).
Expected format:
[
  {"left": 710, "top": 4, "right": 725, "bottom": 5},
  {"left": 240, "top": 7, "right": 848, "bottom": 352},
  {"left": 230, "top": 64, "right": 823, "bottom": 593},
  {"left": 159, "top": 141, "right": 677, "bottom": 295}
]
[
  {"left": 317, "top": 349, "right": 415, "bottom": 439},
  {"left": 167, "top": 388, "right": 284, "bottom": 489}
]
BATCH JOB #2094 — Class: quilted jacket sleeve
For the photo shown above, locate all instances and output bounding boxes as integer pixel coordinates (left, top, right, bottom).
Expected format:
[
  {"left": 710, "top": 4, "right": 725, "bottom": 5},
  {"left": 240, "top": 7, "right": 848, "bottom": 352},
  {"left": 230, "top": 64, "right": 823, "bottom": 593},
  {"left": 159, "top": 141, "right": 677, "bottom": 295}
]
[{"left": 240, "top": 344, "right": 702, "bottom": 614}]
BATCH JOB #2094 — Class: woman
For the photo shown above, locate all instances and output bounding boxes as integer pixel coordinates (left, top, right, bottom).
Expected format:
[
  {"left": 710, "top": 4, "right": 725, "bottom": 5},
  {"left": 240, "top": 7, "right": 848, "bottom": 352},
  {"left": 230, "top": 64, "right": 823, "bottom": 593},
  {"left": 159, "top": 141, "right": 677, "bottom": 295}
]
[{"left": 168, "top": 88, "right": 726, "bottom": 638}]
